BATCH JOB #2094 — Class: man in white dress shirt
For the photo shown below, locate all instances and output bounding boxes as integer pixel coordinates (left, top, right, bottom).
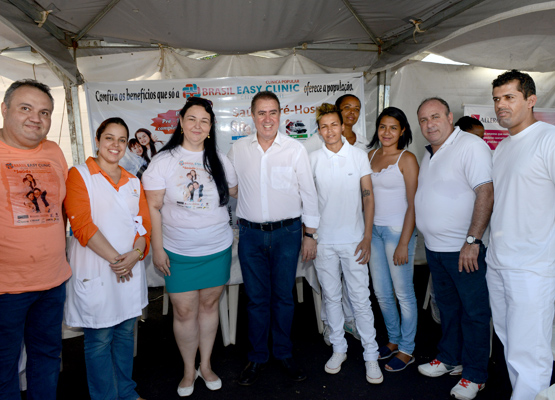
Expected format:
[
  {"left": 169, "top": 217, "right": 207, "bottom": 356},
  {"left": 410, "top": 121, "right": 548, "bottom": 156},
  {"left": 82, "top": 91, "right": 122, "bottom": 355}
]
[
  {"left": 228, "top": 91, "right": 320, "bottom": 385},
  {"left": 486, "top": 70, "right": 555, "bottom": 400}
]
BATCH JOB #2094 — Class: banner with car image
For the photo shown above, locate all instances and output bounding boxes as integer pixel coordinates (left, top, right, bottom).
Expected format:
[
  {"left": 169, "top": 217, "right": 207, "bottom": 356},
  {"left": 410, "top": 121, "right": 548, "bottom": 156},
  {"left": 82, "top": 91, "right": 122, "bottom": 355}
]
[{"left": 84, "top": 73, "right": 365, "bottom": 177}]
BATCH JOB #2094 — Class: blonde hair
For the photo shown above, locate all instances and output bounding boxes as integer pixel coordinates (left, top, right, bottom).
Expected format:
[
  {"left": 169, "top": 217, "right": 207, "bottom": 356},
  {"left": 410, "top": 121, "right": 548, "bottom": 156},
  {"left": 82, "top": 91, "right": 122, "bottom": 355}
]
[{"left": 316, "top": 103, "right": 343, "bottom": 128}]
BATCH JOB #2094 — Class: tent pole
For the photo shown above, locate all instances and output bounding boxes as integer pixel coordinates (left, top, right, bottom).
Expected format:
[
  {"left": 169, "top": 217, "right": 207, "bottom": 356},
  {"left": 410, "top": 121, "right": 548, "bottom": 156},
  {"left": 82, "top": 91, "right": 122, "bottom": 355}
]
[
  {"left": 63, "top": 77, "right": 86, "bottom": 166},
  {"left": 43, "top": 57, "right": 86, "bottom": 166},
  {"left": 377, "top": 70, "right": 390, "bottom": 114}
]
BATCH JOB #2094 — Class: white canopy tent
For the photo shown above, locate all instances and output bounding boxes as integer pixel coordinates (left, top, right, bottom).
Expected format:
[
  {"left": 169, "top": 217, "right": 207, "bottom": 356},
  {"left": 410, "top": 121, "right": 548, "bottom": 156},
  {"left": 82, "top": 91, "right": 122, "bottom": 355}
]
[
  {"left": 3, "top": 0, "right": 555, "bottom": 355},
  {"left": 1, "top": 0, "right": 555, "bottom": 164}
]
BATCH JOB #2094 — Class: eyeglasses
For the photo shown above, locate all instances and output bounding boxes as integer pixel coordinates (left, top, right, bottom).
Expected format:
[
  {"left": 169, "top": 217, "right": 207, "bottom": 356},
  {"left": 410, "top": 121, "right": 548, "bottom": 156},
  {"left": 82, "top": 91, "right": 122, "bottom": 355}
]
[{"left": 186, "top": 96, "right": 213, "bottom": 108}]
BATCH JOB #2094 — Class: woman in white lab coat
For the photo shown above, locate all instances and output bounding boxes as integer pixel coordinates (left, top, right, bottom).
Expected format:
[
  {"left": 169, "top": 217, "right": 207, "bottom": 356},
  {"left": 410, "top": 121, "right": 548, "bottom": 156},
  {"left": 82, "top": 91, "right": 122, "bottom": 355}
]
[{"left": 64, "top": 117, "right": 151, "bottom": 400}]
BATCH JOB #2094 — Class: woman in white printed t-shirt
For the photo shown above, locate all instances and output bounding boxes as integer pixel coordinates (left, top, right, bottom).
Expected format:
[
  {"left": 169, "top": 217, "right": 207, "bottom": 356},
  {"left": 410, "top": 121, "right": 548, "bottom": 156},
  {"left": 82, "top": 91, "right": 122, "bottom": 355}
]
[{"left": 142, "top": 97, "right": 238, "bottom": 397}]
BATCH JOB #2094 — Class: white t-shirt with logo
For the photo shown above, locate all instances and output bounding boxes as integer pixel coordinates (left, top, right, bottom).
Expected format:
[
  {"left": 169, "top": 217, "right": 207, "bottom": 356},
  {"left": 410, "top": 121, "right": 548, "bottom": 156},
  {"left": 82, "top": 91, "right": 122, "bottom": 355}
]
[{"left": 142, "top": 146, "right": 237, "bottom": 256}]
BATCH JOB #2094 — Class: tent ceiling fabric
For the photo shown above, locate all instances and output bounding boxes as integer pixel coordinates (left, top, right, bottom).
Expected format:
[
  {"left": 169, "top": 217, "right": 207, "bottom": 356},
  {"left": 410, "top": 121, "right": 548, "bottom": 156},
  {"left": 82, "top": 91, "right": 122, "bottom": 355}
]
[
  {"left": 372, "top": 0, "right": 555, "bottom": 72},
  {"left": 1, "top": 0, "right": 555, "bottom": 84},
  {"left": 429, "top": 8, "right": 555, "bottom": 72},
  {"left": 0, "top": 0, "right": 83, "bottom": 83}
]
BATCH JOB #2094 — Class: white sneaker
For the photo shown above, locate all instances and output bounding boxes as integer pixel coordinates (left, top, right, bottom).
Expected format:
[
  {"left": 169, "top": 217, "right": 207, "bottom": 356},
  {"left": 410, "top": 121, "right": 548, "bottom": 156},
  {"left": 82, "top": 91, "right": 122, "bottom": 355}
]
[
  {"left": 418, "top": 359, "right": 463, "bottom": 377},
  {"left": 344, "top": 319, "right": 361, "bottom": 340},
  {"left": 325, "top": 352, "right": 347, "bottom": 374},
  {"left": 450, "top": 378, "right": 485, "bottom": 400},
  {"left": 322, "top": 323, "right": 331, "bottom": 346},
  {"left": 365, "top": 360, "right": 383, "bottom": 384}
]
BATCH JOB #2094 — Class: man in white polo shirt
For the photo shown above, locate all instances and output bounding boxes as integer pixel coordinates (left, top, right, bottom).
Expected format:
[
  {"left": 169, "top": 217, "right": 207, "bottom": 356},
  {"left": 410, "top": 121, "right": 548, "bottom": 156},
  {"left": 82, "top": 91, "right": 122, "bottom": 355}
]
[
  {"left": 487, "top": 70, "right": 555, "bottom": 400},
  {"left": 414, "top": 97, "right": 493, "bottom": 400},
  {"left": 228, "top": 91, "right": 320, "bottom": 386},
  {"left": 309, "top": 103, "right": 382, "bottom": 384}
]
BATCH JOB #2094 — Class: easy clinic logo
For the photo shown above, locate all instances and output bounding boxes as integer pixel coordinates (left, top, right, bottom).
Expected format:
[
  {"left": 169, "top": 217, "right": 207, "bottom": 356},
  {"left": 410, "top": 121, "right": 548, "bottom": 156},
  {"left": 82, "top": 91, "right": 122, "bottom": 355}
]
[{"left": 183, "top": 84, "right": 201, "bottom": 99}]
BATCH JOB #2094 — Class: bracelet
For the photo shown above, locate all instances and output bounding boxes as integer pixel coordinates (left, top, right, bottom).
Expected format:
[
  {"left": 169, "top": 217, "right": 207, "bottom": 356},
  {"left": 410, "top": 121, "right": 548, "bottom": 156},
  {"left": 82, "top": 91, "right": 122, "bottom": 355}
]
[{"left": 134, "top": 248, "right": 144, "bottom": 259}]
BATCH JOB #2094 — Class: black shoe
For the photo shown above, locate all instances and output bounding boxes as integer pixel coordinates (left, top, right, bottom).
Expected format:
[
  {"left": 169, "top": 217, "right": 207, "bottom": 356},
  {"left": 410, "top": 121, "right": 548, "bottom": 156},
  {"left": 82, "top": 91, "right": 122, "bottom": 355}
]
[
  {"left": 238, "top": 362, "right": 264, "bottom": 386},
  {"left": 280, "top": 357, "right": 307, "bottom": 381}
]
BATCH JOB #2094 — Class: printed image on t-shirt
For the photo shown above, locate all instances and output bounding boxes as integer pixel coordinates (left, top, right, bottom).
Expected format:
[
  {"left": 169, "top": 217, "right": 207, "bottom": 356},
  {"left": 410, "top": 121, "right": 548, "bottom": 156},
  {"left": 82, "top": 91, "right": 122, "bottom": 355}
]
[
  {"left": 175, "top": 160, "right": 213, "bottom": 211},
  {"left": 3, "top": 160, "right": 62, "bottom": 226}
]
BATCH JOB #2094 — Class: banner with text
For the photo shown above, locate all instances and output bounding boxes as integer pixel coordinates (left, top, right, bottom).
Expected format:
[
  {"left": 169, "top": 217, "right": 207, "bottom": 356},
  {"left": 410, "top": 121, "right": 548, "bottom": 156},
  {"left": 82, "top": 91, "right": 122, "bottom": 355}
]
[
  {"left": 463, "top": 104, "right": 555, "bottom": 150},
  {"left": 85, "top": 73, "right": 365, "bottom": 176}
]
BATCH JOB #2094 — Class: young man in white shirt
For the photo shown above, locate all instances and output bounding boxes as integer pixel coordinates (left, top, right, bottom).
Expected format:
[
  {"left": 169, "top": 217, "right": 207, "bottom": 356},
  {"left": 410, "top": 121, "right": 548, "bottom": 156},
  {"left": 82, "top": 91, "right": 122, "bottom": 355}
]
[
  {"left": 228, "top": 91, "right": 320, "bottom": 386},
  {"left": 309, "top": 103, "right": 382, "bottom": 384},
  {"left": 303, "top": 94, "right": 369, "bottom": 345},
  {"left": 486, "top": 70, "right": 555, "bottom": 400}
]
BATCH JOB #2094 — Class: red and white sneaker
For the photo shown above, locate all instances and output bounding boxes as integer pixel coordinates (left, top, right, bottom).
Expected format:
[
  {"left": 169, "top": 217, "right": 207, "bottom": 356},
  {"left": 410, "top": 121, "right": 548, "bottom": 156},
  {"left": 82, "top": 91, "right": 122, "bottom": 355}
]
[
  {"left": 418, "top": 359, "right": 462, "bottom": 377},
  {"left": 450, "top": 378, "right": 485, "bottom": 400}
]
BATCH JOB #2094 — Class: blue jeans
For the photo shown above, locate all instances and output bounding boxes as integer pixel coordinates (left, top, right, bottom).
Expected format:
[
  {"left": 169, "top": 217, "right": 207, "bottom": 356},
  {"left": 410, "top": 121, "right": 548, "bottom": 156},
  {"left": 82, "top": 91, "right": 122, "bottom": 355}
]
[
  {"left": 426, "top": 246, "right": 491, "bottom": 383},
  {"left": 0, "top": 283, "right": 66, "bottom": 400},
  {"left": 83, "top": 318, "right": 139, "bottom": 400},
  {"left": 238, "top": 219, "right": 302, "bottom": 363},
  {"left": 369, "top": 226, "right": 417, "bottom": 355}
]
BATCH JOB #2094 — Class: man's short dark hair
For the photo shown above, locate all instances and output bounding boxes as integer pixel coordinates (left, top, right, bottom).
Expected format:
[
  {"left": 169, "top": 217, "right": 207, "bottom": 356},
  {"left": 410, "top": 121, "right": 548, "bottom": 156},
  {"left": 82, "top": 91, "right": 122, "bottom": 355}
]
[
  {"left": 455, "top": 116, "right": 484, "bottom": 131},
  {"left": 492, "top": 69, "right": 536, "bottom": 99},
  {"left": 417, "top": 97, "right": 450, "bottom": 116},
  {"left": 3, "top": 79, "right": 54, "bottom": 108},
  {"left": 251, "top": 91, "right": 280, "bottom": 113}
]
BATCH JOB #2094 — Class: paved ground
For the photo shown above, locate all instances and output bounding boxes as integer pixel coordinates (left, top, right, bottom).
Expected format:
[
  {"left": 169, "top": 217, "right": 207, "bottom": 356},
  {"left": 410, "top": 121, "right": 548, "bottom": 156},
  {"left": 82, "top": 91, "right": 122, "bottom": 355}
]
[{"left": 50, "top": 264, "right": 520, "bottom": 400}]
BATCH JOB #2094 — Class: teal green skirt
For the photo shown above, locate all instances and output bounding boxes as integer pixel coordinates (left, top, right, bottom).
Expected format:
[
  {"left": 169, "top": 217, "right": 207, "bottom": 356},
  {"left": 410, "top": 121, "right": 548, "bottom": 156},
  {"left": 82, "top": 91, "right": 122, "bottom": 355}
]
[{"left": 164, "top": 246, "right": 231, "bottom": 293}]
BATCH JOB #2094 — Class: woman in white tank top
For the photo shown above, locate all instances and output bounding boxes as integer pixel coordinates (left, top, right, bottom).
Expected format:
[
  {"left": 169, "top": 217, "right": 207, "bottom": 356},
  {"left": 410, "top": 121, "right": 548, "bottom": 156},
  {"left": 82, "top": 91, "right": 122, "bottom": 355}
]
[{"left": 367, "top": 107, "right": 420, "bottom": 372}]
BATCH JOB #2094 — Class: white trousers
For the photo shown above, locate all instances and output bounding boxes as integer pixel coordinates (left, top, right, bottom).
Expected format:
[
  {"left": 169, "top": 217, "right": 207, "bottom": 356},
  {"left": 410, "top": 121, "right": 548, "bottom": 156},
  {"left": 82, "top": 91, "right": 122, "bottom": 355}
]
[
  {"left": 314, "top": 243, "right": 379, "bottom": 361},
  {"left": 320, "top": 280, "right": 355, "bottom": 322},
  {"left": 487, "top": 267, "right": 555, "bottom": 400}
]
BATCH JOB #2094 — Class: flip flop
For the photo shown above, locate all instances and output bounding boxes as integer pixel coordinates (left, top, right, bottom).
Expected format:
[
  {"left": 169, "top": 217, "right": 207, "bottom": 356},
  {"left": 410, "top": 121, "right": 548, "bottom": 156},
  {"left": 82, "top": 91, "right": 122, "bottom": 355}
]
[
  {"left": 385, "top": 355, "right": 415, "bottom": 372},
  {"left": 378, "top": 345, "right": 399, "bottom": 360}
]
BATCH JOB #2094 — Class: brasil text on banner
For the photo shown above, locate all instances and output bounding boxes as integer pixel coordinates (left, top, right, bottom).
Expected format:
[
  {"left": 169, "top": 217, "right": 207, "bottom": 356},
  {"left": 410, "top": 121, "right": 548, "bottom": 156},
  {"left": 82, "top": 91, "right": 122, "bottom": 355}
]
[{"left": 85, "top": 73, "right": 365, "bottom": 176}]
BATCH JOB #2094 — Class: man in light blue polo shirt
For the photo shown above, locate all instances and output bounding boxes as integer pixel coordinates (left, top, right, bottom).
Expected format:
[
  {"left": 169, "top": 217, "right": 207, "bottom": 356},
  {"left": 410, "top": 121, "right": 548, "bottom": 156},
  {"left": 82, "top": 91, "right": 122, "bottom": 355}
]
[{"left": 414, "top": 97, "right": 493, "bottom": 400}]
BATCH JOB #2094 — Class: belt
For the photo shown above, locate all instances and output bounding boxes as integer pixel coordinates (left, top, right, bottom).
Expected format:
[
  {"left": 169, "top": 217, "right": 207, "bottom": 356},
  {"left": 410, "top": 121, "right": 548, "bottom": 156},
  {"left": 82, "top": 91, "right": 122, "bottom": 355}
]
[{"left": 238, "top": 217, "right": 300, "bottom": 232}]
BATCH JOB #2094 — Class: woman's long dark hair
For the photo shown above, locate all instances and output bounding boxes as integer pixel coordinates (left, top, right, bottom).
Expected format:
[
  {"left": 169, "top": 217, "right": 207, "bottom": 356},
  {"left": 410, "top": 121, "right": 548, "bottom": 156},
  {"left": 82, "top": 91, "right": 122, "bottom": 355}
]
[
  {"left": 159, "top": 97, "right": 229, "bottom": 206},
  {"left": 368, "top": 107, "right": 413, "bottom": 150},
  {"left": 135, "top": 128, "right": 158, "bottom": 157}
]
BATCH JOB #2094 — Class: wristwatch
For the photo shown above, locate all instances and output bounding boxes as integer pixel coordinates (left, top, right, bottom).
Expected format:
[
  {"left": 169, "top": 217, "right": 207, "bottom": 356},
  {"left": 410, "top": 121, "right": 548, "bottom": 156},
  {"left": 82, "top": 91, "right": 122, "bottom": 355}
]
[
  {"left": 305, "top": 232, "right": 319, "bottom": 240},
  {"left": 466, "top": 235, "right": 483, "bottom": 245}
]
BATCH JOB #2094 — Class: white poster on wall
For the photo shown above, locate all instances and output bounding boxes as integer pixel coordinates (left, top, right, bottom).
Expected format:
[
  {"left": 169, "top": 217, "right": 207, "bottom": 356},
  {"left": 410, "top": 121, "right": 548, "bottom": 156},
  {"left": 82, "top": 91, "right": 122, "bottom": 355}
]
[
  {"left": 463, "top": 104, "right": 555, "bottom": 150},
  {"left": 85, "top": 73, "right": 365, "bottom": 177}
]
